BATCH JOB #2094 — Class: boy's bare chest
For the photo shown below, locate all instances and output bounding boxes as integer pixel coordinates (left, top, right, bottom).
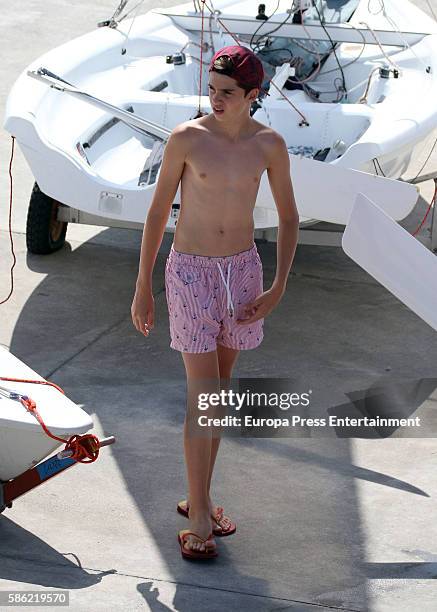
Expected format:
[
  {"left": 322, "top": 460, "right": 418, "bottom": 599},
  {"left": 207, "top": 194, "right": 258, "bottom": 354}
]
[{"left": 186, "top": 137, "right": 267, "bottom": 187}]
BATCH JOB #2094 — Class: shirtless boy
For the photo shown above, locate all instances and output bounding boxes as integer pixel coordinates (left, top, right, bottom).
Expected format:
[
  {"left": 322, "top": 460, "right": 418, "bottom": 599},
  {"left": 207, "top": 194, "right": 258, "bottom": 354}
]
[{"left": 131, "top": 45, "right": 299, "bottom": 560}]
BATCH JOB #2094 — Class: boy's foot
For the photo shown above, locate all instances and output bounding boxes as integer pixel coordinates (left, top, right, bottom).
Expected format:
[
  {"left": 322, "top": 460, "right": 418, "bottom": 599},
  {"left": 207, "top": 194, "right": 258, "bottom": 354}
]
[
  {"left": 177, "top": 499, "right": 236, "bottom": 536},
  {"left": 178, "top": 529, "right": 217, "bottom": 560},
  {"left": 179, "top": 511, "right": 217, "bottom": 556},
  {"left": 213, "top": 506, "right": 236, "bottom": 535}
]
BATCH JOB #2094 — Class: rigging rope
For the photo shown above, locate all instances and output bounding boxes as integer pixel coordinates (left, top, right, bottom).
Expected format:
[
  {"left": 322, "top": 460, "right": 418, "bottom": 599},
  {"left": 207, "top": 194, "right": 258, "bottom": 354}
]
[
  {"left": 311, "top": 0, "right": 347, "bottom": 101},
  {"left": 358, "top": 20, "right": 401, "bottom": 71},
  {"left": 194, "top": 0, "right": 309, "bottom": 126}
]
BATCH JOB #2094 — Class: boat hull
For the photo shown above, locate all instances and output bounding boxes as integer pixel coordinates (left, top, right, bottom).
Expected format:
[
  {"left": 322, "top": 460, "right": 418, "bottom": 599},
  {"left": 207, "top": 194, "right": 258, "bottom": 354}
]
[{"left": 0, "top": 348, "right": 93, "bottom": 481}]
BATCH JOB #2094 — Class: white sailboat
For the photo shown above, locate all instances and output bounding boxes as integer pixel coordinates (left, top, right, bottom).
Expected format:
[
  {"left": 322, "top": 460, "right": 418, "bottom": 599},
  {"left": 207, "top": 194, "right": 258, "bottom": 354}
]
[{"left": 3, "top": 0, "right": 436, "bottom": 250}]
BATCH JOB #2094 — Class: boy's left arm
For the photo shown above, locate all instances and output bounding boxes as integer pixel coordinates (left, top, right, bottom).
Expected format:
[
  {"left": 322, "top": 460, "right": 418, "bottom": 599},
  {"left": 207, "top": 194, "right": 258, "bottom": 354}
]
[
  {"left": 267, "top": 133, "right": 299, "bottom": 298},
  {"left": 237, "top": 133, "right": 299, "bottom": 325}
]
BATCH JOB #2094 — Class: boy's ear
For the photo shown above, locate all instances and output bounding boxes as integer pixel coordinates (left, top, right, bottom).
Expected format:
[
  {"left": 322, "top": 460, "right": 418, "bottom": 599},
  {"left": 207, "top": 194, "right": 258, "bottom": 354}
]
[{"left": 193, "top": 110, "right": 207, "bottom": 119}]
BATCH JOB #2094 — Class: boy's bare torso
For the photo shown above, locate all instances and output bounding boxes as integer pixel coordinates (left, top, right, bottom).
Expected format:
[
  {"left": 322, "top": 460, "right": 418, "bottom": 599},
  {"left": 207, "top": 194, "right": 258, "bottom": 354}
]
[{"left": 173, "top": 115, "right": 275, "bottom": 256}]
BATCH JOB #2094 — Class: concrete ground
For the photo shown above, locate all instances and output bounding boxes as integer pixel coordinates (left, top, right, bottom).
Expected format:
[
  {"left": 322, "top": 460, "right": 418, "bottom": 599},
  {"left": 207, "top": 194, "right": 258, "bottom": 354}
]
[{"left": 1, "top": 1, "right": 437, "bottom": 611}]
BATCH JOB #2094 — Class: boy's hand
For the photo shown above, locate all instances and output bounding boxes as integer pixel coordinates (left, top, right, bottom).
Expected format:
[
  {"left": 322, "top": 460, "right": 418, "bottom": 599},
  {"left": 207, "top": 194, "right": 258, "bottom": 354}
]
[
  {"left": 131, "top": 286, "right": 154, "bottom": 337},
  {"left": 236, "top": 286, "right": 284, "bottom": 325}
]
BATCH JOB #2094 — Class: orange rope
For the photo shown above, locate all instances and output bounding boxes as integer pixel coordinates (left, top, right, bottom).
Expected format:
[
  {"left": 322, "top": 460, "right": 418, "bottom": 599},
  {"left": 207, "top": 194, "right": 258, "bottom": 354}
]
[
  {"left": 0, "top": 376, "right": 100, "bottom": 463},
  {"left": 0, "top": 376, "right": 65, "bottom": 395}
]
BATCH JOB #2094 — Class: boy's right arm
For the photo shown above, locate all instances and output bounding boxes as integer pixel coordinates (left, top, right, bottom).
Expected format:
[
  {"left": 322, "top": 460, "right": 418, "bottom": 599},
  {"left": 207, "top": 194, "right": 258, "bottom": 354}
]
[
  {"left": 131, "top": 124, "right": 188, "bottom": 335},
  {"left": 135, "top": 124, "right": 188, "bottom": 291}
]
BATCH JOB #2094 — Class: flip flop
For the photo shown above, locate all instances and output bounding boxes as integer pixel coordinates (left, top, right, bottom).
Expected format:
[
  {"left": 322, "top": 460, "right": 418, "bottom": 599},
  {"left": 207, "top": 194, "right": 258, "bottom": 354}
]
[
  {"left": 178, "top": 529, "right": 218, "bottom": 560},
  {"left": 177, "top": 499, "right": 237, "bottom": 537}
]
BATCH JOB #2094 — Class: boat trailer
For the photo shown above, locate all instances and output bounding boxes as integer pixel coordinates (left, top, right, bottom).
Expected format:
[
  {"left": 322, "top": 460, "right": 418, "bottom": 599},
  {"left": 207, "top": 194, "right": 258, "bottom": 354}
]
[{"left": 0, "top": 434, "right": 115, "bottom": 515}]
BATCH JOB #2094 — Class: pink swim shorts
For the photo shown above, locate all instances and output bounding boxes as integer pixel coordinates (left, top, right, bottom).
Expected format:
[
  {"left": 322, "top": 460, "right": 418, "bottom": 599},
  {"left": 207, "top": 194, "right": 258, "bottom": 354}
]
[{"left": 165, "top": 243, "right": 264, "bottom": 353}]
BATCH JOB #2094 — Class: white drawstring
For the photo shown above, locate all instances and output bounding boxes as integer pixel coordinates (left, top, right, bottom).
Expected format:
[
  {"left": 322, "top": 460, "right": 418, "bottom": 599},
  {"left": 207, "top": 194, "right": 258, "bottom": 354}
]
[{"left": 216, "top": 261, "right": 234, "bottom": 316}]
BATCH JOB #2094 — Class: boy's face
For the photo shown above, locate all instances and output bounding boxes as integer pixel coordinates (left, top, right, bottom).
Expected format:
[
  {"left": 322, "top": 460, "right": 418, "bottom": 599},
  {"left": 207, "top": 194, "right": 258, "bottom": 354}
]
[{"left": 208, "top": 71, "right": 258, "bottom": 121}]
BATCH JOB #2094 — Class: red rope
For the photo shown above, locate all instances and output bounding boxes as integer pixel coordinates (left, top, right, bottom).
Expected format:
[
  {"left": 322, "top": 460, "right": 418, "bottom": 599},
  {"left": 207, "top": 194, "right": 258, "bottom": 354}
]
[
  {"left": 0, "top": 376, "right": 65, "bottom": 395},
  {"left": 0, "top": 376, "right": 100, "bottom": 463},
  {"left": 412, "top": 180, "right": 437, "bottom": 237},
  {"left": 0, "top": 136, "right": 17, "bottom": 305}
]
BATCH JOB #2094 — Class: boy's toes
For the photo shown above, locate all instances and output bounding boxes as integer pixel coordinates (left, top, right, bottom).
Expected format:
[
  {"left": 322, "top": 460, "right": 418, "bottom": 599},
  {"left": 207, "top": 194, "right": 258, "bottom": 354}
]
[
  {"left": 179, "top": 530, "right": 216, "bottom": 556},
  {"left": 191, "top": 538, "right": 204, "bottom": 552}
]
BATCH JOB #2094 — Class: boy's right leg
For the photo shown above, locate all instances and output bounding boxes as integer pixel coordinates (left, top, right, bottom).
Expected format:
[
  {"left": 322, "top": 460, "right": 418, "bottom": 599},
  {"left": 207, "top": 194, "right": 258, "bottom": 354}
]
[
  {"left": 181, "top": 345, "right": 240, "bottom": 532},
  {"left": 181, "top": 349, "right": 221, "bottom": 553}
]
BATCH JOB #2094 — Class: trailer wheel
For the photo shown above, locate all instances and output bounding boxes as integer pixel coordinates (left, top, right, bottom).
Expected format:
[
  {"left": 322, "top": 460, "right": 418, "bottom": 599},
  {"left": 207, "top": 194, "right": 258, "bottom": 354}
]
[{"left": 26, "top": 183, "right": 68, "bottom": 254}]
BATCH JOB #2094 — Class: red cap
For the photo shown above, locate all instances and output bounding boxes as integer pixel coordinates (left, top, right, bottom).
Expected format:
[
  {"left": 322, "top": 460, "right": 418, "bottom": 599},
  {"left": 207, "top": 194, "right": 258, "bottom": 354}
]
[{"left": 208, "top": 45, "right": 264, "bottom": 91}]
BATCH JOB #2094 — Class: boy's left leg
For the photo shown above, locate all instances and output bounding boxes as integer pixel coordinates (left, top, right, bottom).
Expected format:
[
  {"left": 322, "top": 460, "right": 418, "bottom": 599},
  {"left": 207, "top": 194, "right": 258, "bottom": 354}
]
[
  {"left": 207, "top": 344, "right": 240, "bottom": 494},
  {"left": 207, "top": 344, "right": 239, "bottom": 533}
]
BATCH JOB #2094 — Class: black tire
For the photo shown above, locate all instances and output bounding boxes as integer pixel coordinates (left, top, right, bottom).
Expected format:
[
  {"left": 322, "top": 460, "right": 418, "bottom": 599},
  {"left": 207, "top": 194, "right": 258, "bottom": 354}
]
[{"left": 26, "top": 182, "right": 68, "bottom": 254}]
